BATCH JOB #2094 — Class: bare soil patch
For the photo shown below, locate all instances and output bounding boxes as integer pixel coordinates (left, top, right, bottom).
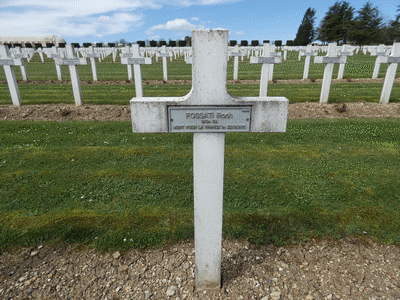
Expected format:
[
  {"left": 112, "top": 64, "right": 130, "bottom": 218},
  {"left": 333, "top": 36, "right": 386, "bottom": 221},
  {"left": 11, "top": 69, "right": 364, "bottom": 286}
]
[{"left": 1, "top": 101, "right": 400, "bottom": 122}]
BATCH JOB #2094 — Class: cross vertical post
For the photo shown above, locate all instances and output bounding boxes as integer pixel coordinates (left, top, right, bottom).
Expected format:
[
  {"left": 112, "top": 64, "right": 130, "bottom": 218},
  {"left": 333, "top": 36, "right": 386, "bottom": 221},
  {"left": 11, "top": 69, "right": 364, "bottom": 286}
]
[
  {"left": 380, "top": 43, "right": 400, "bottom": 104},
  {"left": 129, "top": 30, "right": 288, "bottom": 291}
]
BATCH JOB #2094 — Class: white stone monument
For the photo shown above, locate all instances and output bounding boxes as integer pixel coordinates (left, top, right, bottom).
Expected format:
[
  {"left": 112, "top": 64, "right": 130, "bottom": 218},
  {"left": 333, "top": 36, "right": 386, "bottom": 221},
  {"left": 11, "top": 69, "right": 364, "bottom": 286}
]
[
  {"left": 314, "top": 42, "right": 346, "bottom": 104},
  {"left": 250, "top": 43, "right": 282, "bottom": 97},
  {"left": 129, "top": 30, "right": 288, "bottom": 291},
  {"left": 380, "top": 43, "right": 400, "bottom": 104},
  {"left": 120, "top": 44, "right": 152, "bottom": 98},
  {"left": 0, "top": 45, "right": 22, "bottom": 106},
  {"left": 54, "top": 44, "right": 88, "bottom": 106}
]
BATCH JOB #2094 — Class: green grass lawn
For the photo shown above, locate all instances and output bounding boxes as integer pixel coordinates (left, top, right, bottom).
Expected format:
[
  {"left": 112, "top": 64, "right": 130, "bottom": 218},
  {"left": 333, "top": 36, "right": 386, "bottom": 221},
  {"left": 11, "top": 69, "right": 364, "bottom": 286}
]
[
  {"left": 1, "top": 119, "right": 399, "bottom": 251},
  {"left": 1, "top": 82, "right": 399, "bottom": 105},
  {"left": 1, "top": 51, "right": 399, "bottom": 105}
]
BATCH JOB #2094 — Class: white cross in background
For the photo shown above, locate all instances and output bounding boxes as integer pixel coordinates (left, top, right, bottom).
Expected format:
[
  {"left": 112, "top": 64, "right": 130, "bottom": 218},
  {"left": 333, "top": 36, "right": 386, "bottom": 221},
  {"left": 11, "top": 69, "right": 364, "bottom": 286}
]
[
  {"left": 314, "top": 42, "right": 346, "bottom": 103},
  {"left": 380, "top": 43, "right": 400, "bottom": 104},
  {"left": 0, "top": 45, "right": 22, "bottom": 106},
  {"left": 120, "top": 44, "right": 152, "bottom": 98},
  {"left": 250, "top": 43, "right": 282, "bottom": 97},
  {"left": 54, "top": 44, "right": 88, "bottom": 106}
]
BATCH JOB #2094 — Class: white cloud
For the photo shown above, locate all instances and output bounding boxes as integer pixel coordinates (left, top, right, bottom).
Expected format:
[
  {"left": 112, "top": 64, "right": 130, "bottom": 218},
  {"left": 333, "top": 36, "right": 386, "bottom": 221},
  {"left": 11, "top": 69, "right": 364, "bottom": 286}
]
[
  {"left": 0, "top": 0, "right": 240, "bottom": 39},
  {"left": 146, "top": 18, "right": 206, "bottom": 35},
  {"left": 235, "top": 30, "right": 245, "bottom": 36}
]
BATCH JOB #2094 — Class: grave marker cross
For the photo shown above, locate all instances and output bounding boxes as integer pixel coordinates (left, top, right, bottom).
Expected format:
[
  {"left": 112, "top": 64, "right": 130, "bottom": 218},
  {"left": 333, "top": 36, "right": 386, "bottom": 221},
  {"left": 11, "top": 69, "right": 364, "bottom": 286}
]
[
  {"left": 157, "top": 46, "right": 172, "bottom": 80},
  {"left": 301, "top": 44, "right": 317, "bottom": 80},
  {"left": 337, "top": 45, "right": 353, "bottom": 79},
  {"left": 249, "top": 43, "right": 282, "bottom": 96},
  {"left": 371, "top": 44, "right": 387, "bottom": 79},
  {"left": 83, "top": 46, "right": 100, "bottom": 82},
  {"left": 380, "top": 43, "right": 400, "bottom": 104},
  {"left": 230, "top": 45, "right": 242, "bottom": 80},
  {"left": 0, "top": 45, "right": 22, "bottom": 106},
  {"left": 54, "top": 45, "right": 88, "bottom": 106},
  {"left": 120, "top": 44, "right": 152, "bottom": 98},
  {"left": 314, "top": 42, "right": 346, "bottom": 103},
  {"left": 129, "top": 30, "right": 288, "bottom": 291},
  {"left": 11, "top": 47, "right": 28, "bottom": 81}
]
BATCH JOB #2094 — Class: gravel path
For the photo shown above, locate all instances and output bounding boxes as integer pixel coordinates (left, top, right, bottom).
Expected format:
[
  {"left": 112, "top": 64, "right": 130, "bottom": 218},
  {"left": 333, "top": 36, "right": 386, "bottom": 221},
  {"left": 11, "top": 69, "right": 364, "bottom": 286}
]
[{"left": 1, "top": 239, "right": 400, "bottom": 299}]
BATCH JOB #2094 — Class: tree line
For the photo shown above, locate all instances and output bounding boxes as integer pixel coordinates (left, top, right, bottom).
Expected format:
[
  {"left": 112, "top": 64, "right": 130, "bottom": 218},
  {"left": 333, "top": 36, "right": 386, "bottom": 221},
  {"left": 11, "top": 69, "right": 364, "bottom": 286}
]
[{"left": 294, "top": 1, "right": 400, "bottom": 45}]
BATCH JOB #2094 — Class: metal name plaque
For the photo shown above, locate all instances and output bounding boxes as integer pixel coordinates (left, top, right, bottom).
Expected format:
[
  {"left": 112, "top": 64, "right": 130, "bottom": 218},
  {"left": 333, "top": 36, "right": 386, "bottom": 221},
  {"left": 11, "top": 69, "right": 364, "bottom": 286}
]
[
  {"left": 388, "top": 57, "right": 400, "bottom": 64},
  {"left": 168, "top": 106, "right": 252, "bottom": 133},
  {"left": 0, "top": 59, "right": 15, "bottom": 66}
]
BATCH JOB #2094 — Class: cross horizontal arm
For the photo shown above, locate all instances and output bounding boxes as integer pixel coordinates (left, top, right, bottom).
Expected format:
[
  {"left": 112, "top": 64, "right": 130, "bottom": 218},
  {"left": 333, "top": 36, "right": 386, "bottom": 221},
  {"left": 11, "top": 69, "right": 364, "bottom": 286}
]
[{"left": 130, "top": 96, "right": 288, "bottom": 133}]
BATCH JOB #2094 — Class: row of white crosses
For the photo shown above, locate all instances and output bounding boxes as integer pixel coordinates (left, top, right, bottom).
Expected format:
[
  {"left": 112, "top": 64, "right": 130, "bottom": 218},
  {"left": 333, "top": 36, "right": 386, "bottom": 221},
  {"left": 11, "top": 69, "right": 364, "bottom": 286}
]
[
  {"left": 314, "top": 42, "right": 400, "bottom": 104},
  {"left": 2, "top": 42, "right": 399, "bottom": 106},
  {"left": 129, "top": 30, "right": 289, "bottom": 291}
]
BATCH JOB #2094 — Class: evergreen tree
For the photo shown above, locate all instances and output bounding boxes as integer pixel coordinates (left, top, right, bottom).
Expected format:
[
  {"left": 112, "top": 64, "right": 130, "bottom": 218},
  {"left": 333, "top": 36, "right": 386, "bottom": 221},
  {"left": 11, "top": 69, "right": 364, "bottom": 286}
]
[
  {"left": 294, "top": 8, "right": 316, "bottom": 45},
  {"left": 317, "top": 1, "right": 354, "bottom": 44},
  {"left": 388, "top": 5, "right": 400, "bottom": 42},
  {"left": 351, "top": 1, "right": 384, "bottom": 45}
]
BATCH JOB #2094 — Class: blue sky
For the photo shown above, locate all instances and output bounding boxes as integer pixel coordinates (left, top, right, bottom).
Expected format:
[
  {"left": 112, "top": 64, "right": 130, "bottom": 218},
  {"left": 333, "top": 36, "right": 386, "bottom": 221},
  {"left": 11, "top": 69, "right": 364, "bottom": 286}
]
[{"left": 0, "top": 0, "right": 398, "bottom": 44}]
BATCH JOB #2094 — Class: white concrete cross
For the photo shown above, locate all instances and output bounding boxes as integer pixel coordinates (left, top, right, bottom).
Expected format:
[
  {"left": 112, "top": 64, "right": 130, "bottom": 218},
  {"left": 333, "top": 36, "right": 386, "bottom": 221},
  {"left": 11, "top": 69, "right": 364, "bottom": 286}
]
[
  {"left": 129, "top": 30, "right": 288, "bottom": 291},
  {"left": 380, "top": 43, "right": 400, "bottom": 104},
  {"left": 120, "top": 46, "right": 135, "bottom": 81},
  {"left": 157, "top": 46, "right": 173, "bottom": 81},
  {"left": 337, "top": 45, "right": 353, "bottom": 79},
  {"left": 0, "top": 45, "right": 22, "bottom": 106},
  {"left": 314, "top": 42, "right": 346, "bottom": 103},
  {"left": 120, "top": 44, "right": 152, "bottom": 98},
  {"left": 229, "top": 45, "right": 242, "bottom": 80},
  {"left": 371, "top": 44, "right": 387, "bottom": 79},
  {"left": 267, "top": 45, "right": 281, "bottom": 80},
  {"left": 83, "top": 46, "right": 100, "bottom": 81},
  {"left": 249, "top": 43, "right": 282, "bottom": 97},
  {"left": 46, "top": 46, "right": 64, "bottom": 81},
  {"left": 10, "top": 47, "right": 28, "bottom": 81},
  {"left": 36, "top": 48, "right": 45, "bottom": 62},
  {"left": 301, "top": 45, "right": 317, "bottom": 80},
  {"left": 54, "top": 44, "right": 88, "bottom": 106}
]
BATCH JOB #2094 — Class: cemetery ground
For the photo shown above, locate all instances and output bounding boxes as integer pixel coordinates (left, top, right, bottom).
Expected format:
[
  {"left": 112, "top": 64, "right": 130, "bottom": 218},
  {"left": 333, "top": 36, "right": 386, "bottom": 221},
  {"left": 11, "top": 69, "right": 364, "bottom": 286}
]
[{"left": 1, "top": 51, "right": 400, "bottom": 299}]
